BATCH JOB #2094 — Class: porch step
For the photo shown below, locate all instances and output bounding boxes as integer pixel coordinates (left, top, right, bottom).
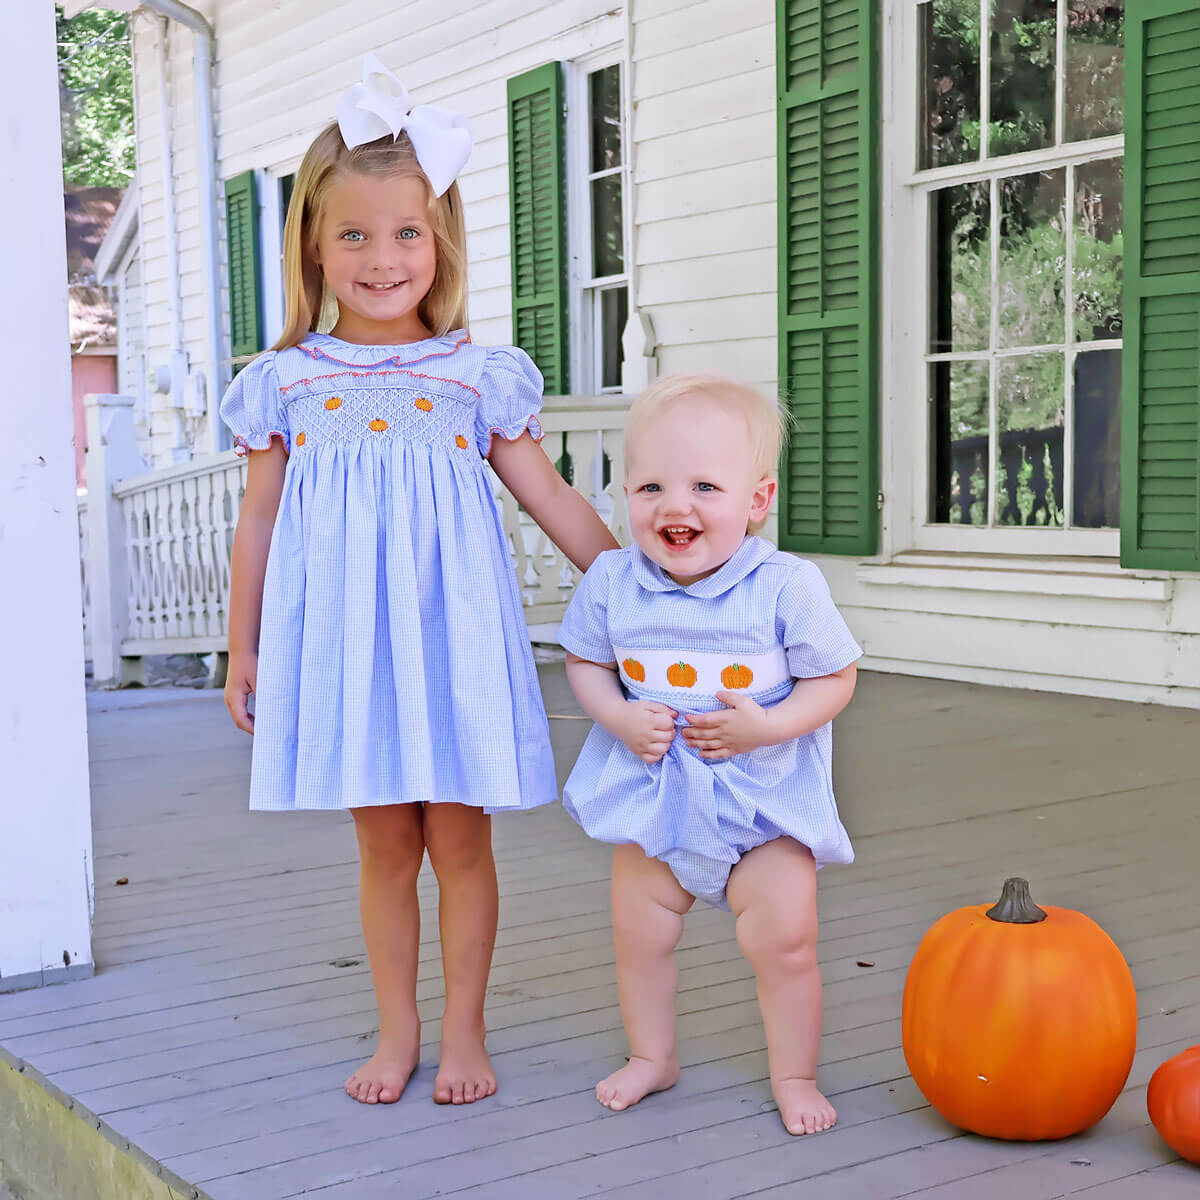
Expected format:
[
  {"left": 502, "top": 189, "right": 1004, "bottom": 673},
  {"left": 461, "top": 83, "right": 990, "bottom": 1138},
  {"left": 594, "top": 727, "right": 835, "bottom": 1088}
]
[{"left": 0, "top": 1051, "right": 206, "bottom": 1200}]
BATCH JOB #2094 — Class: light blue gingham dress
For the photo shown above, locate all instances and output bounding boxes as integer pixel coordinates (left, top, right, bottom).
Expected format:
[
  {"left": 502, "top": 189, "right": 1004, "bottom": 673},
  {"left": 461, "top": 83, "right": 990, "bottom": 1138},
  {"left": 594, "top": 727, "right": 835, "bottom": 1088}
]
[
  {"left": 558, "top": 537, "right": 861, "bottom": 906},
  {"left": 220, "top": 331, "right": 557, "bottom": 813}
]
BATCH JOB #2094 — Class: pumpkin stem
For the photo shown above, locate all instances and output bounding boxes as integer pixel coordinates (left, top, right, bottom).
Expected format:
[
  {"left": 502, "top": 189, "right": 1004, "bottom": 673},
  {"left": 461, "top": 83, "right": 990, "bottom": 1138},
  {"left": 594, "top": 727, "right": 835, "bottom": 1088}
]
[{"left": 985, "top": 877, "right": 1047, "bottom": 924}]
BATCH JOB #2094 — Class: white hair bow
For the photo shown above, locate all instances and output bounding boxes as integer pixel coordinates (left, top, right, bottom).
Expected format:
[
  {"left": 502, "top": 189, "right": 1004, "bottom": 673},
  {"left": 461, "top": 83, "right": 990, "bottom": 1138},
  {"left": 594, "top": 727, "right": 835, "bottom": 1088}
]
[{"left": 337, "top": 53, "right": 473, "bottom": 197}]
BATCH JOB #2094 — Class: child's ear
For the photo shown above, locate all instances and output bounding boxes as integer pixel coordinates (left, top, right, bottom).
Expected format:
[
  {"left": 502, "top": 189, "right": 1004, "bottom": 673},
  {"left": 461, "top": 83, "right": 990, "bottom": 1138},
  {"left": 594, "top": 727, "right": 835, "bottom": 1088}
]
[{"left": 749, "top": 475, "right": 776, "bottom": 523}]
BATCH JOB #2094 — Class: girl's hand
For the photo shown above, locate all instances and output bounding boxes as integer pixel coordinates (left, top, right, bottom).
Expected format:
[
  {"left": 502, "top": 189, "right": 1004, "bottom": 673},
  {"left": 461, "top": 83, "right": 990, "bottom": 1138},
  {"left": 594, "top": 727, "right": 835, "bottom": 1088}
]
[
  {"left": 616, "top": 700, "right": 677, "bottom": 763},
  {"left": 681, "top": 691, "right": 773, "bottom": 759},
  {"left": 225, "top": 651, "right": 258, "bottom": 735}
]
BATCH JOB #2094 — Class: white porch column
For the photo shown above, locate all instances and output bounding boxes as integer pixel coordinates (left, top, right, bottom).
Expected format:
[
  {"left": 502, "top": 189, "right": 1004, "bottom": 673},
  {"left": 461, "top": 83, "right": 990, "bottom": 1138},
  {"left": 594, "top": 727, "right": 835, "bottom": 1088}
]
[{"left": 0, "top": 2, "right": 95, "bottom": 990}]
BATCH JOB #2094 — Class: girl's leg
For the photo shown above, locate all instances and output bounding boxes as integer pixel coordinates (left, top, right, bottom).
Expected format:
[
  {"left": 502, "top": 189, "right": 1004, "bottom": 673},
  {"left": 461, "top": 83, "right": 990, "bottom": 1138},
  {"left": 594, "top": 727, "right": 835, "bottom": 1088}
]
[
  {"left": 422, "top": 803, "right": 500, "bottom": 1105},
  {"left": 726, "top": 838, "right": 836, "bottom": 1135},
  {"left": 345, "top": 803, "right": 426, "bottom": 1104},
  {"left": 598, "top": 843, "right": 695, "bottom": 1111}
]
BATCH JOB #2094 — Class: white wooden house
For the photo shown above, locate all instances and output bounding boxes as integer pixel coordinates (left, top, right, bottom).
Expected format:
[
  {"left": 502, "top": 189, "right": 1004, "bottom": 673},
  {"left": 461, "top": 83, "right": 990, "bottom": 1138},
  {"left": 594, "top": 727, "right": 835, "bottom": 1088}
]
[{"left": 73, "top": 0, "right": 1200, "bottom": 707}]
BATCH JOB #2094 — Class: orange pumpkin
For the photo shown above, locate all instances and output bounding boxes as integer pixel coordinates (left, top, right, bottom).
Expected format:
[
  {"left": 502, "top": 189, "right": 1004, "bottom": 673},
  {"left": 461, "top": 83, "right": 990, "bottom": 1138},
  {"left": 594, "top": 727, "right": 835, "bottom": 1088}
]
[
  {"left": 666, "top": 661, "right": 697, "bottom": 688},
  {"left": 295, "top": 432, "right": 307, "bottom": 446},
  {"left": 368, "top": 419, "right": 389, "bottom": 432},
  {"left": 622, "top": 658, "right": 646, "bottom": 682},
  {"left": 1148, "top": 1046, "right": 1200, "bottom": 1163},
  {"left": 325, "top": 396, "right": 343, "bottom": 410},
  {"left": 455, "top": 434, "right": 469, "bottom": 449},
  {"left": 720, "top": 663, "right": 754, "bottom": 689},
  {"left": 414, "top": 397, "right": 433, "bottom": 412},
  {"left": 902, "top": 877, "right": 1136, "bottom": 1141}
]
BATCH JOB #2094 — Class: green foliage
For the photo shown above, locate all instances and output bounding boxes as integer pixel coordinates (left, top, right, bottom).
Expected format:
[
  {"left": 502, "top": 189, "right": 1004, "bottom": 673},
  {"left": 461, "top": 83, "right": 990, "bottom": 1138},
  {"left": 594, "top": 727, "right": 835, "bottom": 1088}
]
[{"left": 57, "top": 5, "right": 134, "bottom": 187}]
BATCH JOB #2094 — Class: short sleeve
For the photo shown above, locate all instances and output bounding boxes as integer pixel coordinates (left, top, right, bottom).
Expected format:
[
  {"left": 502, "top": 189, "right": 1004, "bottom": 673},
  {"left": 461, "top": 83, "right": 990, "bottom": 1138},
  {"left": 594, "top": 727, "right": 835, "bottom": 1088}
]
[
  {"left": 779, "top": 560, "right": 863, "bottom": 679},
  {"left": 557, "top": 552, "right": 617, "bottom": 664},
  {"left": 219, "top": 352, "right": 289, "bottom": 456},
  {"left": 475, "top": 345, "right": 545, "bottom": 457}
]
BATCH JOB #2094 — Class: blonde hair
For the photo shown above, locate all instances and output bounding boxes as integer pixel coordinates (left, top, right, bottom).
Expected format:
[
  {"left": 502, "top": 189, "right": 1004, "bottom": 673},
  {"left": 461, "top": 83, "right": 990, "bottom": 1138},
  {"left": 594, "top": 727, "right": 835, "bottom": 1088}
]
[
  {"left": 271, "top": 123, "right": 468, "bottom": 351},
  {"left": 625, "top": 373, "right": 789, "bottom": 534}
]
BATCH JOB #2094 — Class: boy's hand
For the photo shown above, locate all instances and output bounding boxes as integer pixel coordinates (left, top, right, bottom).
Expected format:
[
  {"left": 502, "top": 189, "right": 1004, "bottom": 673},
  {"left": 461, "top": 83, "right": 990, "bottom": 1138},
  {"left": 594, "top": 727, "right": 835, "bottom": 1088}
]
[
  {"left": 616, "top": 700, "right": 677, "bottom": 763},
  {"left": 224, "top": 651, "right": 258, "bottom": 735},
  {"left": 681, "top": 691, "right": 773, "bottom": 759}
]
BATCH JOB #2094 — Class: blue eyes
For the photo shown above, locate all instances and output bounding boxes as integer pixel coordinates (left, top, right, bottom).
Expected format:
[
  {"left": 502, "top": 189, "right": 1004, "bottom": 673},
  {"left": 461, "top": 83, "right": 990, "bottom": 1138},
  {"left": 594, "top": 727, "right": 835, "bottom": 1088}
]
[
  {"left": 338, "top": 227, "right": 420, "bottom": 242},
  {"left": 639, "top": 482, "right": 717, "bottom": 493}
]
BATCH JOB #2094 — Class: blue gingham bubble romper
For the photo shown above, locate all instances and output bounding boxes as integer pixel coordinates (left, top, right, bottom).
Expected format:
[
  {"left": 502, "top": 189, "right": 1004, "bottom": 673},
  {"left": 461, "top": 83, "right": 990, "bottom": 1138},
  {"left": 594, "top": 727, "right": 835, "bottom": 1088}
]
[
  {"left": 219, "top": 331, "right": 558, "bottom": 813},
  {"left": 558, "top": 537, "right": 861, "bottom": 906}
]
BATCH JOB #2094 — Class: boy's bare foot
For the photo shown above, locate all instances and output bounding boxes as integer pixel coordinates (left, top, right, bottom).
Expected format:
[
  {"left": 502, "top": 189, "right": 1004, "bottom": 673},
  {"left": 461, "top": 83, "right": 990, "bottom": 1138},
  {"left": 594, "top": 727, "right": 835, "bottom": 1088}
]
[
  {"left": 772, "top": 1075, "right": 837, "bottom": 1134},
  {"left": 344, "top": 1032, "right": 420, "bottom": 1104},
  {"left": 434, "top": 1023, "right": 497, "bottom": 1105},
  {"left": 596, "top": 1055, "right": 680, "bottom": 1111}
]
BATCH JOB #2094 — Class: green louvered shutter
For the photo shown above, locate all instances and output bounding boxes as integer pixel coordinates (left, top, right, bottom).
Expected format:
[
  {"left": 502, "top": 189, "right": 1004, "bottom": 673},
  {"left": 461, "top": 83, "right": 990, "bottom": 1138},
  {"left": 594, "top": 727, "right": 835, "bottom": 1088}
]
[
  {"left": 1121, "top": 2, "right": 1200, "bottom": 570},
  {"left": 507, "top": 62, "right": 568, "bottom": 394},
  {"left": 224, "top": 170, "right": 263, "bottom": 365},
  {"left": 776, "top": 0, "right": 879, "bottom": 555}
]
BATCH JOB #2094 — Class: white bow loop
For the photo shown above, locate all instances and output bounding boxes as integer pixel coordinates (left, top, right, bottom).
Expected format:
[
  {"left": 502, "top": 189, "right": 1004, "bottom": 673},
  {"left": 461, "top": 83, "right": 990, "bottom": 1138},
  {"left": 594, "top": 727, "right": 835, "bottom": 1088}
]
[{"left": 337, "top": 53, "right": 473, "bottom": 196}]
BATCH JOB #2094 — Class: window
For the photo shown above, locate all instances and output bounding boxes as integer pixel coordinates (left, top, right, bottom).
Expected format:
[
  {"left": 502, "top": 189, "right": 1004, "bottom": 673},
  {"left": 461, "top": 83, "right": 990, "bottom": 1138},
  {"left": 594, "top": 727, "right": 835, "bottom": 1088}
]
[
  {"left": 568, "top": 59, "right": 630, "bottom": 394},
  {"left": 916, "top": 1, "right": 1124, "bottom": 541}
]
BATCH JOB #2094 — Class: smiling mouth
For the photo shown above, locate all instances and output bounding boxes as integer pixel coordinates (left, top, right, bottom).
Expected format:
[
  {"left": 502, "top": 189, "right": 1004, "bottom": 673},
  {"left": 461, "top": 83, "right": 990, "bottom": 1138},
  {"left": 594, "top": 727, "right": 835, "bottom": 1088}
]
[
  {"left": 360, "top": 281, "right": 405, "bottom": 291},
  {"left": 659, "top": 525, "right": 700, "bottom": 548}
]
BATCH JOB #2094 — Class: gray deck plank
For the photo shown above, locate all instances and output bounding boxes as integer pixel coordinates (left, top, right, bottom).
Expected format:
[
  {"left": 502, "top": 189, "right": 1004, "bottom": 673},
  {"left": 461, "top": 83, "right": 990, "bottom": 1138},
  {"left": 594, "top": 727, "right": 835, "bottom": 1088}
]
[{"left": 3, "top": 671, "right": 1199, "bottom": 1199}]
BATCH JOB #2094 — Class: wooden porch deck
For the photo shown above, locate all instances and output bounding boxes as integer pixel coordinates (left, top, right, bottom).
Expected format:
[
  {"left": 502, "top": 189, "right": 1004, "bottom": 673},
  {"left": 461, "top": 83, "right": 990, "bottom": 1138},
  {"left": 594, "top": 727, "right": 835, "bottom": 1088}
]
[{"left": 2, "top": 668, "right": 1200, "bottom": 1198}]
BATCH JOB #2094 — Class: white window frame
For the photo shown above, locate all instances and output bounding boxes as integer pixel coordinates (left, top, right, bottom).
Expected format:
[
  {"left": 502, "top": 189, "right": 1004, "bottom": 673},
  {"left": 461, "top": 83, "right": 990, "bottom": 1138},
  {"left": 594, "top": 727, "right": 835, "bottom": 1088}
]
[
  {"left": 258, "top": 167, "right": 291, "bottom": 349},
  {"left": 882, "top": 0, "right": 1123, "bottom": 558},
  {"left": 566, "top": 48, "right": 633, "bottom": 396}
]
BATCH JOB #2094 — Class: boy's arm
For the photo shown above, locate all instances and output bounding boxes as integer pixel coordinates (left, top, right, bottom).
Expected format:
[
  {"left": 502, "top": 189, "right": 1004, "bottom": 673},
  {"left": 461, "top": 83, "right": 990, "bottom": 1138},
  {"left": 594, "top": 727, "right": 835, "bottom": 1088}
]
[
  {"left": 680, "top": 665, "right": 857, "bottom": 760},
  {"left": 566, "top": 654, "right": 677, "bottom": 764}
]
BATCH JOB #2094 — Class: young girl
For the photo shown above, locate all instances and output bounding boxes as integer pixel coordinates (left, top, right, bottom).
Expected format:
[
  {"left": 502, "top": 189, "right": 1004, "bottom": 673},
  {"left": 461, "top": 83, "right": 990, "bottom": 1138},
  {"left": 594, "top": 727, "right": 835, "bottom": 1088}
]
[
  {"left": 220, "top": 56, "right": 616, "bottom": 1108},
  {"left": 559, "top": 374, "right": 860, "bottom": 1135}
]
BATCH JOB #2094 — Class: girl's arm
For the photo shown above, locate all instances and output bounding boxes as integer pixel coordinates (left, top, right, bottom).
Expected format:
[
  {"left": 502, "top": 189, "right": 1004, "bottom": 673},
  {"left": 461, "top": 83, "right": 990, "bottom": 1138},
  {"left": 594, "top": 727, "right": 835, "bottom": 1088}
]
[
  {"left": 224, "top": 443, "right": 288, "bottom": 733},
  {"left": 680, "top": 665, "right": 858, "bottom": 760},
  {"left": 488, "top": 432, "right": 619, "bottom": 572},
  {"left": 566, "top": 654, "right": 677, "bottom": 764}
]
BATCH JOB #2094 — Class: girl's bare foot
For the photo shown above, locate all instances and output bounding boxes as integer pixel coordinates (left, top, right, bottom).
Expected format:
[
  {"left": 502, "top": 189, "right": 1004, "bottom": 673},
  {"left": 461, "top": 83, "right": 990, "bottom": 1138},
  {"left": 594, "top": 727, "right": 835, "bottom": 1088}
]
[
  {"left": 344, "top": 1032, "right": 420, "bottom": 1104},
  {"left": 596, "top": 1055, "right": 680, "bottom": 1111},
  {"left": 772, "top": 1075, "right": 837, "bottom": 1134},
  {"left": 434, "top": 1022, "right": 497, "bottom": 1105}
]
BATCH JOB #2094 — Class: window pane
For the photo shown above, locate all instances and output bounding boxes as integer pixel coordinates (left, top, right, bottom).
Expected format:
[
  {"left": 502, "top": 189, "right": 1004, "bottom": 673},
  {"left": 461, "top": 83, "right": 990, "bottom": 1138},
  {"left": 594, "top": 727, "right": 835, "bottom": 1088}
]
[
  {"left": 931, "top": 181, "right": 990, "bottom": 353},
  {"left": 1074, "top": 157, "right": 1123, "bottom": 341},
  {"left": 599, "top": 286, "right": 628, "bottom": 390},
  {"left": 1065, "top": 1, "right": 1124, "bottom": 141},
  {"left": 591, "top": 173, "right": 624, "bottom": 277},
  {"left": 931, "top": 360, "right": 990, "bottom": 524},
  {"left": 920, "top": 0, "right": 982, "bottom": 168},
  {"left": 590, "top": 65, "right": 622, "bottom": 172},
  {"left": 990, "top": 0, "right": 1056, "bottom": 156},
  {"left": 995, "top": 353, "right": 1064, "bottom": 526},
  {"left": 1073, "top": 348, "right": 1121, "bottom": 527},
  {"left": 999, "top": 169, "right": 1066, "bottom": 348}
]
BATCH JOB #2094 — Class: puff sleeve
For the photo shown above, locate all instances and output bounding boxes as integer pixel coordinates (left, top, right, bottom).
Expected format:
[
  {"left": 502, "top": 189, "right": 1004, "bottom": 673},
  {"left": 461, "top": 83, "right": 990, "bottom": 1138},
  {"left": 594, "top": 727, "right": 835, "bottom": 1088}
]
[
  {"left": 778, "top": 560, "right": 863, "bottom": 679},
  {"left": 557, "top": 551, "right": 617, "bottom": 665},
  {"left": 474, "top": 345, "right": 545, "bottom": 457},
  {"left": 219, "top": 352, "right": 289, "bottom": 456}
]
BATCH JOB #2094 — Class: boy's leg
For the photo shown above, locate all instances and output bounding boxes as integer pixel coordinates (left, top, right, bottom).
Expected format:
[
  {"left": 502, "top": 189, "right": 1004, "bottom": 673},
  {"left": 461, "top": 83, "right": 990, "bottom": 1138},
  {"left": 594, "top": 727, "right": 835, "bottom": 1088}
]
[
  {"left": 423, "top": 803, "right": 499, "bottom": 1105},
  {"left": 726, "top": 838, "right": 836, "bottom": 1135},
  {"left": 599, "top": 843, "right": 695, "bottom": 1111},
  {"left": 346, "top": 803, "right": 426, "bottom": 1103}
]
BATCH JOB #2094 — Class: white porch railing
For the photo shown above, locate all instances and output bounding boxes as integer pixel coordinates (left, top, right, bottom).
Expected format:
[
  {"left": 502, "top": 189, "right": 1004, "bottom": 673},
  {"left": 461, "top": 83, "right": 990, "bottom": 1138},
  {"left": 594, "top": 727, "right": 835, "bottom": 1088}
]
[{"left": 81, "top": 392, "right": 630, "bottom": 687}]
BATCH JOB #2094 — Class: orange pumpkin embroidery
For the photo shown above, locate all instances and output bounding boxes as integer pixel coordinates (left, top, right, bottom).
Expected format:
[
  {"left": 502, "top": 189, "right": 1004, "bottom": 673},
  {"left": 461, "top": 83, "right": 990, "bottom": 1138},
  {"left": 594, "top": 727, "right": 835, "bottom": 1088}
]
[
  {"left": 666, "top": 661, "right": 697, "bottom": 688},
  {"left": 721, "top": 663, "right": 754, "bottom": 689},
  {"left": 455, "top": 434, "right": 469, "bottom": 449},
  {"left": 295, "top": 432, "right": 307, "bottom": 446},
  {"left": 414, "top": 397, "right": 433, "bottom": 412},
  {"left": 325, "top": 396, "right": 343, "bottom": 410},
  {"left": 368, "top": 419, "right": 389, "bottom": 432},
  {"left": 622, "top": 658, "right": 646, "bottom": 682}
]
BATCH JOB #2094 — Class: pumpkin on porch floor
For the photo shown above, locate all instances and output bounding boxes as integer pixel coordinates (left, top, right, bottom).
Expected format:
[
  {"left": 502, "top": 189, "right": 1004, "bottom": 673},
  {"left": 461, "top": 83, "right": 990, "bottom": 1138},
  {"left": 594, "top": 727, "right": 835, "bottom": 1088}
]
[
  {"left": 901, "top": 876, "right": 1137, "bottom": 1141},
  {"left": 1148, "top": 1045, "right": 1200, "bottom": 1164}
]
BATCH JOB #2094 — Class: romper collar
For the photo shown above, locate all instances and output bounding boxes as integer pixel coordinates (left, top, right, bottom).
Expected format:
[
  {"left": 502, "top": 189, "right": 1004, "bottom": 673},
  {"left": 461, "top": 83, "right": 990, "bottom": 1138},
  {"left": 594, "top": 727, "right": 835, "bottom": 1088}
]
[
  {"left": 629, "top": 535, "right": 778, "bottom": 599},
  {"left": 297, "top": 330, "right": 469, "bottom": 369}
]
